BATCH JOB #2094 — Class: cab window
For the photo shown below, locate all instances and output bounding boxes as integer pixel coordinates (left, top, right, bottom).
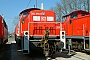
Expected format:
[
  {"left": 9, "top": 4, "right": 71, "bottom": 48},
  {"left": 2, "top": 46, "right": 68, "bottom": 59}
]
[
  {"left": 62, "top": 16, "right": 67, "bottom": 22},
  {"left": 82, "top": 13, "right": 85, "bottom": 16},
  {"left": 23, "top": 12, "right": 28, "bottom": 17},
  {"left": 70, "top": 14, "right": 78, "bottom": 18},
  {"left": 81, "top": 13, "right": 88, "bottom": 16}
]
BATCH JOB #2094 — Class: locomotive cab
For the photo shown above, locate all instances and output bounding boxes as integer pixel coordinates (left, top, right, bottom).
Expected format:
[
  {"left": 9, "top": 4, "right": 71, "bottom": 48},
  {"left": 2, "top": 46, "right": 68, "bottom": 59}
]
[
  {"left": 62, "top": 10, "right": 90, "bottom": 51},
  {"left": 29, "top": 10, "right": 57, "bottom": 39},
  {"left": 18, "top": 8, "right": 64, "bottom": 56}
]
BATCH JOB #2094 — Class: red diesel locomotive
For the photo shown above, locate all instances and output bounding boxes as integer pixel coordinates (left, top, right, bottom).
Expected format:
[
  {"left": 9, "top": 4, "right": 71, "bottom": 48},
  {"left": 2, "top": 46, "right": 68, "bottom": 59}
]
[
  {"left": 16, "top": 8, "right": 64, "bottom": 56},
  {"left": 15, "top": 24, "right": 20, "bottom": 43},
  {"left": 0, "top": 15, "right": 8, "bottom": 45},
  {"left": 62, "top": 10, "right": 90, "bottom": 51}
]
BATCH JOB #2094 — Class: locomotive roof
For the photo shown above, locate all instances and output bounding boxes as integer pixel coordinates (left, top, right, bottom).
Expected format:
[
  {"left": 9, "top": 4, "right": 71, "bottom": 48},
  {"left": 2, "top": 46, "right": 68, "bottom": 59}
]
[
  {"left": 0, "top": 15, "right": 3, "bottom": 19},
  {"left": 0, "top": 15, "right": 2, "bottom": 17},
  {"left": 63, "top": 10, "right": 90, "bottom": 17},
  {"left": 19, "top": 8, "right": 40, "bottom": 15}
]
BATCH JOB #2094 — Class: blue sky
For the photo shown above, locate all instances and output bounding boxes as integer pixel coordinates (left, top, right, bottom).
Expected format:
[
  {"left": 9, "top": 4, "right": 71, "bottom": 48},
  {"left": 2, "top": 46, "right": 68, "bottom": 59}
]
[{"left": 0, "top": 0, "right": 60, "bottom": 33}]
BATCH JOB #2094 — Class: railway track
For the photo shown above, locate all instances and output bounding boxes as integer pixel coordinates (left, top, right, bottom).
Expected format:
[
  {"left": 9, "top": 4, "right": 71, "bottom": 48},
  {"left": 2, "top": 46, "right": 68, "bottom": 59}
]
[
  {"left": 74, "top": 52, "right": 90, "bottom": 60},
  {"left": 54, "top": 52, "right": 90, "bottom": 60},
  {"left": 6, "top": 37, "right": 46, "bottom": 60},
  {"left": 0, "top": 36, "right": 90, "bottom": 60}
]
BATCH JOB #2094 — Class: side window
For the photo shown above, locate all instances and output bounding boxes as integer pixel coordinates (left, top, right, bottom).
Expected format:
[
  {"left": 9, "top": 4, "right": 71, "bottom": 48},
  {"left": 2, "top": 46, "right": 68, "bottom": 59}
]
[
  {"left": 23, "top": 12, "right": 28, "bottom": 17},
  {"left": 70, "top": 14, "right": 78, "bottom": 18},
  {"left": 62, "top": 16, "right": 67, "bottom": 22},
  {"left": 81, "top": 13, "right": 88, "bottom": 16},
  {"left": 70, "top": 15, "right": 73, "bottom": 18},
  {"left": 74, "top": 14, "right": 78, "bottom": 18},
  {"left": 82, "top": 13, "right": 85, "bottom": 16}
]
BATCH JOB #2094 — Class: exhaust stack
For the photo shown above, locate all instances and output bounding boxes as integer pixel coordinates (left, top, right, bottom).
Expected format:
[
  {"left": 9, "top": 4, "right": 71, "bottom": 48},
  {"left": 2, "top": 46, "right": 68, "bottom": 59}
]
[{"left": 41, "top": 3, "right": 44, "bottom": 10}]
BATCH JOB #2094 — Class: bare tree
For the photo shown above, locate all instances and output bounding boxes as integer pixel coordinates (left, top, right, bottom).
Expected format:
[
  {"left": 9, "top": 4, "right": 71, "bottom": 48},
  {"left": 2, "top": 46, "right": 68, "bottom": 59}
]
[
  {"left": 12, "top": 16, "right": 19, "bottom": 34},
  {"left": 13, "top": 16, "right": 19, "bottom": 26},
  {"left": 50, "top": 0, "right": 89, "bottom": 22}
]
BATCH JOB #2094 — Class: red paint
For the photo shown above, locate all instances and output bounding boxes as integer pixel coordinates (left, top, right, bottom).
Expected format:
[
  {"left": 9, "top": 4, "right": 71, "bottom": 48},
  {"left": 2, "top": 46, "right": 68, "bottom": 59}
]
[
  {"left": 62, "top": 10, "right": 90, "bottom": 36},
  {"left": 18, "top": 8, "right": 60, "bottom": 37},
  {"left": 0, "top": 15, "right": 8, "bottom": 44}
]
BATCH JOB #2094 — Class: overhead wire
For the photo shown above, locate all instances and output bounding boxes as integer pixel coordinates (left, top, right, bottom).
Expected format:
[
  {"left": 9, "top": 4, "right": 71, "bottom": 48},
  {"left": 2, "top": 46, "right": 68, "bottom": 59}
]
[
  {"left": 3, "top": 15, "right": 15, "bottom": 19},
  {"left": 0, "top": 11, "right": 14, "bottom": 19},
  {"left": 0, "top": 0, "right": 32, "bottom": 20},
  {"left": 26, "top": 0, "right": 31, "bottom": 8}
]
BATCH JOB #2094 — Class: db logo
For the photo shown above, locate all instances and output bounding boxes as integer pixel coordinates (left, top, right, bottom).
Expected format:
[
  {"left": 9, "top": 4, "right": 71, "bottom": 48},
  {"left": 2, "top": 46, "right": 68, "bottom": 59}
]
[{"left": 41, "top": 16, "right": 46, "bottom": 21}]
